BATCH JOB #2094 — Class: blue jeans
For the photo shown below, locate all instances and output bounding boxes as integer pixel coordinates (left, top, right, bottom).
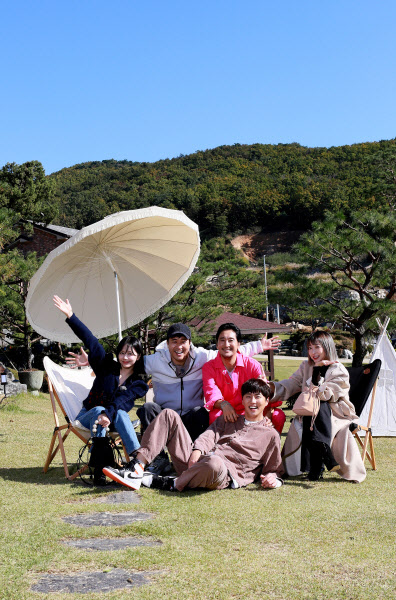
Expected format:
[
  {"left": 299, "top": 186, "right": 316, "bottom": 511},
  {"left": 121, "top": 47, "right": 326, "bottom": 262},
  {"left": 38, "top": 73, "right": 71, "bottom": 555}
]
[{"left": 75, "top": 406, "right": 140, "bottom": 456}]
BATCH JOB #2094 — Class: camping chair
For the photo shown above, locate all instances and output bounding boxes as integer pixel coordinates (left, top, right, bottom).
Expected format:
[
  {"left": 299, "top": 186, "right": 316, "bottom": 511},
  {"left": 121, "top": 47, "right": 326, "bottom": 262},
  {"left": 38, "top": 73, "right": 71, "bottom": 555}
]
[
  {"left": 346, "top": 359, "right": 382, "bottom": 470},
  {"left": 43, "top": 356, "right": 129, "bottom": 481}
]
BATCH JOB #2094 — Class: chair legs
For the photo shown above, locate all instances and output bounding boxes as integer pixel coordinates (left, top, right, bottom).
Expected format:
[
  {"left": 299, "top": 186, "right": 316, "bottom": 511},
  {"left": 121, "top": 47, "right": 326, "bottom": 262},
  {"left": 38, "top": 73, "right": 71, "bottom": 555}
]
[
  {"left": 351, "top": 372, "right": 379, "bottom": 471},
  {"left": 44, "top": 375, "right": 136, "bottom": 480},
  {"left": 44, "top": 422, "right": 129, "bottom": 480},
  {"left": 353, "top": 427, "right": 377, "bottom": 470},
  {"left": 43, "top": 424, "right": 69, "bottom": 473},
  {"left": 43, "top": 423, "right": 82, "bottom": 480},
  {"left": 368, "top": 433, "right": 376, "bottom": 470}
]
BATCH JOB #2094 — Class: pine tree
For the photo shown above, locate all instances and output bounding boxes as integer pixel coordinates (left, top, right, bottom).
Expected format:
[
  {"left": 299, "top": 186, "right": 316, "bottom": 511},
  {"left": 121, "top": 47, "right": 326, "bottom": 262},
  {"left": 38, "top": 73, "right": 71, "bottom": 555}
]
[
  {"left": 0, "top": 161, "right": 58, "bottom": 368},
  {"left": 271, "top": 208, "right": 396, "bottom": 366}
]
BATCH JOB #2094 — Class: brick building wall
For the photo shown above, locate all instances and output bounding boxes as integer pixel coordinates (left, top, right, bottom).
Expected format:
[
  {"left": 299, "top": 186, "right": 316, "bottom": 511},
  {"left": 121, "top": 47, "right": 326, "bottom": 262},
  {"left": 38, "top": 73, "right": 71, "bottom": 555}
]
[
  {"left": 13, "top": 223, "right": 78, "bottom": 258},
  {"left": 16, "top": 227, "right": 67, "bottom": 258}
]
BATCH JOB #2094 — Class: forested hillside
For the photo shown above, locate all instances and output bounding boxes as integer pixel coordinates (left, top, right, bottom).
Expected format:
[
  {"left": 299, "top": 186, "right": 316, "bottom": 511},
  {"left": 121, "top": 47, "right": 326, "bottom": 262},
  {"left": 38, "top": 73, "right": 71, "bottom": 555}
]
[{"left": 50, "top": 139, "right": 394, "bottom": 237}]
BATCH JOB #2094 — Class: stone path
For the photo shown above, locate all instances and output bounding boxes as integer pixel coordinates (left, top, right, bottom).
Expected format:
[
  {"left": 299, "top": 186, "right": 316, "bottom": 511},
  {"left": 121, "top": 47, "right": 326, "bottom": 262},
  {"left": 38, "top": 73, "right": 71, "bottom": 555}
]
[
  {"left": 33, "top": 489, "right": 162, "bottom": 593},
  {"left": 62, "top": 511, "right": 152, "bottom": 527},
  {"left": 31, "top": 568, "right": 156, "bottom": 594}
]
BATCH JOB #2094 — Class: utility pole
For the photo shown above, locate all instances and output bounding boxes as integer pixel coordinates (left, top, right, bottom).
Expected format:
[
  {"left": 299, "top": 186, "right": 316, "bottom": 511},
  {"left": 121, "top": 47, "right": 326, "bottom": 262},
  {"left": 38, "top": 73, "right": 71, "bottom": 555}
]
[{"left": 263, "top": 255, "right": 269, "bottom": 321}]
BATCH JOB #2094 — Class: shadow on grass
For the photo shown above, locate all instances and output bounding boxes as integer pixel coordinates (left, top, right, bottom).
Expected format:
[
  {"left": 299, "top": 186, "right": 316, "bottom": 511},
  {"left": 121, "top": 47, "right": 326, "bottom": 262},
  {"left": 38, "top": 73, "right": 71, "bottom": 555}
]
[
  {"left": 284, "top": 474, "right": 351, "bottom": 488},
  {"left": 243, "top": 475, "right": 349, "bottom": 491},
  {"left": 0, "top": 466, "right": 140, "bottom": 502},
  {"left": 173, "top": 488, "right": 211, "bottom": 496},
  {"left": 141, "top": 475, "right": 349, "bottom": 495},
  {"left": 242, "top": 479, "right": 315, "bottom": 491},
  {"left": 0, "top": 466, "right": 95, "bottom": 490},
  {"left": 0, "top": 465, "right": 72, "bottom": 484}
]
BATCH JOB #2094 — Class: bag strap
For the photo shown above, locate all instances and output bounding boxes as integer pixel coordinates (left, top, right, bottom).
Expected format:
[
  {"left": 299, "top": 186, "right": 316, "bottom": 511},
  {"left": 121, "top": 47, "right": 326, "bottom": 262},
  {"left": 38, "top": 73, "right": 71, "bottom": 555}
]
[
  {"left": 282, "top": 438, "right": 302, "bottom": 459},
  {"left": 309, "top": 385, "right": 321, "bottom": 431}
]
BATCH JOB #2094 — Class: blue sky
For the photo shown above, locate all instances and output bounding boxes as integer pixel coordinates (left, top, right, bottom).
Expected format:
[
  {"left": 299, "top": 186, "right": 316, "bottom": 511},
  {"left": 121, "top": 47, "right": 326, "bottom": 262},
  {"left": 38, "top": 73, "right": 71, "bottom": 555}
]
[{"left": 2, "top": 0, "right": 396, "bottom": 174}]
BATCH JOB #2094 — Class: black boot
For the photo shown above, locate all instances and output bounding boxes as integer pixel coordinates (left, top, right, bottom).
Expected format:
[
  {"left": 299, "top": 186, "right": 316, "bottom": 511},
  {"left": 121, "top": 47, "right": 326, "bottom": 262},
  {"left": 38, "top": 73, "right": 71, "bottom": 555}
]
[
  {"left": 308, "top": 466, "right": 324, "bottom": 481},
  {"left": 307, "top": 442, "right": 325, "bottom": 480},
  {"left": 321, "top": 443, "right": 340, "bottom": 472}
]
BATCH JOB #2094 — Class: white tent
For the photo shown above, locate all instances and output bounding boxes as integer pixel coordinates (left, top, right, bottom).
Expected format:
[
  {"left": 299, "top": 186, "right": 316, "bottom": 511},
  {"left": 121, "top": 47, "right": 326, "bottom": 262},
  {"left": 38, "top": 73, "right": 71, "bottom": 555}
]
[{"left": 359, "top": 318, "right": 396, "bottom": 436}]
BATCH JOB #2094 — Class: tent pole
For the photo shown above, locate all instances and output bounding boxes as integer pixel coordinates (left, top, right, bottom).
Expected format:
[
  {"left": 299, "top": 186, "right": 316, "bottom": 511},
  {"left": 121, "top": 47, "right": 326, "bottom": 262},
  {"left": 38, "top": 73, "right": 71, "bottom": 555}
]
[
  {"left": 374, "top": 317, "right": 390, "bottom": 349},
  {"left": 371, "top": 317, "right": 389, "bottom": 358},
  {"left": 114, "top": 271, "right": 122, "bottom": 341}
]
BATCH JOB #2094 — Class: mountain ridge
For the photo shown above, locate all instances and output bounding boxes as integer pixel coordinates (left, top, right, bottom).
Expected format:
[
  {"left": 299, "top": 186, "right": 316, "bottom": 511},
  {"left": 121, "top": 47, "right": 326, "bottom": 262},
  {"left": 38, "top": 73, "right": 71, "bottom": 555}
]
[{"left": 50, "top": 139, "right": 394, "bottom": 238}]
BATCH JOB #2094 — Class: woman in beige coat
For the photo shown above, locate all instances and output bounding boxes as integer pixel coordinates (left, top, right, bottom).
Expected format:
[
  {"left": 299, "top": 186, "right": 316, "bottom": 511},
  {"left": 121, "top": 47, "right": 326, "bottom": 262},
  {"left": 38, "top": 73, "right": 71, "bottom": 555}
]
[{"left": 272, "top": 331, "right": 366, "bottom": 483}]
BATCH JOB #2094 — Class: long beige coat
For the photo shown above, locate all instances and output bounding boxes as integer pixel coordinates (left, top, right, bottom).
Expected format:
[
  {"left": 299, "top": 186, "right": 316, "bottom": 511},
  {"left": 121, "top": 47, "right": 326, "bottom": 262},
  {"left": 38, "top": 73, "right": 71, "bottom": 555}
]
[{"left": 274, "top": 361, "right": 366, "bottom": 483}]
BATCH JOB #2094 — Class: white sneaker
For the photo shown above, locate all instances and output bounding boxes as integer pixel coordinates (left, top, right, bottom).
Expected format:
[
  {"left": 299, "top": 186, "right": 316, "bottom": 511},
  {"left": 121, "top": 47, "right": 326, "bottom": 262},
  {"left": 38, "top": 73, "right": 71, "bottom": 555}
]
[{"left": 103, "top": 459, "right": 144, "bottom": 490}]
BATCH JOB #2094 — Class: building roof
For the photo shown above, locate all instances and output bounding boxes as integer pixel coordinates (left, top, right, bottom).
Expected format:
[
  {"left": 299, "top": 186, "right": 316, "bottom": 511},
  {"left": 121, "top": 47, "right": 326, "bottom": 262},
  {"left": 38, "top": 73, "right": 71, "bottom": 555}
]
[
  {"left": 195, "top": 312, "right": 291, "bottom": 336},
  {"left": 30, "top": 222, "right": 79, "bottom": 237},
  {"left": 45, "top": 224, "right": 79, "bottom": 237}
]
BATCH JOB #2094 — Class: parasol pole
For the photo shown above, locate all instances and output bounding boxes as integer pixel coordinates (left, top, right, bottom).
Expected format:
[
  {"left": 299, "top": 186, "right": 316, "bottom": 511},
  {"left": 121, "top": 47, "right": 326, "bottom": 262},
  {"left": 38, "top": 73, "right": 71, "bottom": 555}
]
[
  {"left": 104, "top": 254, "right": 122, "bottom": 341},
  {"left": 114, "top": 271, "right": 122, "bottom": 341}
]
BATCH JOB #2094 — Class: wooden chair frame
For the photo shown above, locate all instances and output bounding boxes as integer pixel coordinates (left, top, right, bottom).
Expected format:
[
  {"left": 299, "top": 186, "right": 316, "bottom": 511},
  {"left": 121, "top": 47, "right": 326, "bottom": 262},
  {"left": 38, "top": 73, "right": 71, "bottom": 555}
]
[
  {"left": 43, "top": 374, "right": 129, "bottom": 481},
  {"left": 351, "top": 376, "right": 379, "bottom": 470}
]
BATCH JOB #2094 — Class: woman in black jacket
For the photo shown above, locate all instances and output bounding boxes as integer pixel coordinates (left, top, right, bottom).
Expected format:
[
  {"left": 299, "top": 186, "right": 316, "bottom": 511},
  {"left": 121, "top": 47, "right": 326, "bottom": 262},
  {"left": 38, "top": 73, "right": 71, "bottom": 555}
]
[{"left": 54, "top": 295, "right": 148, "bottom": 484}]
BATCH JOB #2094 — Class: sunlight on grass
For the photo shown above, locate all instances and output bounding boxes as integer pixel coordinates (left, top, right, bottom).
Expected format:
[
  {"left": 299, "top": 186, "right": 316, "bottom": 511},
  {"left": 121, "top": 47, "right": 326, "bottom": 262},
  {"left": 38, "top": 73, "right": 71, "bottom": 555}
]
[{"left": 0, "top": 384, "right": 395, "bottom": 600}]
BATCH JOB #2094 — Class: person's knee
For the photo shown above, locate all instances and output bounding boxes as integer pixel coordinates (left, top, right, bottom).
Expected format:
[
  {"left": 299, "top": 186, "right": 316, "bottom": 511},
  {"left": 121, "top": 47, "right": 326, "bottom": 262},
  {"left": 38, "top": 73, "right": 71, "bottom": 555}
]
[
  {"left": 205, "top": 455, "right": 227, "bottom": 477},
  {"left": 187, "top": 455, "right": 227, "bottom": 490},
  {"left": 162, "top": 408, "right": 174, "bottom": 417},
  {"left": 161, "top": 408, "right": 182, "bottom": 425}
]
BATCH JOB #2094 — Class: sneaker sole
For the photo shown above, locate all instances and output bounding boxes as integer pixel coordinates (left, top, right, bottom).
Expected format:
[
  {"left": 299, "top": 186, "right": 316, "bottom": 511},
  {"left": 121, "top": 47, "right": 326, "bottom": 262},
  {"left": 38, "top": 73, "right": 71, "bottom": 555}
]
[{"left": 102, "top": 467, "right": 142, "bottom": 490}]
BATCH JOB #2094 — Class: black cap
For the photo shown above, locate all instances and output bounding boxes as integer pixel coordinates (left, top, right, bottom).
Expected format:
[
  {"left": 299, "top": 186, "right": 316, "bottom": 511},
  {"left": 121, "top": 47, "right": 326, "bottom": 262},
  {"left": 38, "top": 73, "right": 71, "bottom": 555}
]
[{"left": 166, "top": 323, "right": 191, "bottom": 340}]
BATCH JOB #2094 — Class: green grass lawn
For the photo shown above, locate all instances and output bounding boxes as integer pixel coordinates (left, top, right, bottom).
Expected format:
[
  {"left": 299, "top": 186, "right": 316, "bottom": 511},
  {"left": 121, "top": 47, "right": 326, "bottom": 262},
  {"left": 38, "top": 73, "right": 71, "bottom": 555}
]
[
  {"left": 1, "top": 364, "right": 395, "bottom": 600},
  {"left": 271, "top": 357, "right": 304, "bottom": 381},
  {"left": 255, "top": 356, "right": 353, "bottom": 382},
  {"left": 255, "top": 355, "right": 313, "bottom": 381}
]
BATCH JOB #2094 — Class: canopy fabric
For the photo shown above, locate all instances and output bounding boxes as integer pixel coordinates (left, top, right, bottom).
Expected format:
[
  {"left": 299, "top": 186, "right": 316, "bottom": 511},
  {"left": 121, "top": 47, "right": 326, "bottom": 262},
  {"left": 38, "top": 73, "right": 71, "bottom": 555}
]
[
  {"left": 26, "top": 207, "right": 200, "bottom": 342},
  {"left": 359, "top": 328, "right": 396, "bottom": 436}
]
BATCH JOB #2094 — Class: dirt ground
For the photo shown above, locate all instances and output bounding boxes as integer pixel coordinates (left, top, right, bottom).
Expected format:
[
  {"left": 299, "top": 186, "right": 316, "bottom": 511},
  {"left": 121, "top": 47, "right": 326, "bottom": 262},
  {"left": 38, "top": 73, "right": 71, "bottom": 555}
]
[{"left": 231, "top": 230, "right": 303, "bottom": 262}]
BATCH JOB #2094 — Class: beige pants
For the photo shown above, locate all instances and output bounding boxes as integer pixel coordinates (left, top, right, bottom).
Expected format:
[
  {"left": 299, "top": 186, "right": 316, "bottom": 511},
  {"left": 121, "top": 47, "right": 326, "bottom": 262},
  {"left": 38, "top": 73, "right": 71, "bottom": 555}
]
[{"left": 138, "top": 409, "right": 230, "bottom": 491}]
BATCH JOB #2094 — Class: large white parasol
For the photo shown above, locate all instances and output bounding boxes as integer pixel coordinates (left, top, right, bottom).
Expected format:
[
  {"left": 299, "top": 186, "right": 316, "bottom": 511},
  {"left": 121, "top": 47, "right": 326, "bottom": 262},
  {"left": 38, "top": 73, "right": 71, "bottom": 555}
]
[{"left": 26, "top": 206, "right": 200, "bottom": 343}]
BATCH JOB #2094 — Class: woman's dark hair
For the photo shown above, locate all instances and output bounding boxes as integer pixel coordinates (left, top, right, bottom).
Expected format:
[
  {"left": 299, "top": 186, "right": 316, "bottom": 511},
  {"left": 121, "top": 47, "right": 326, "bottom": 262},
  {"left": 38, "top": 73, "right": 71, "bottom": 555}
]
[
  {"left": 241, "top": 378, "right": 271, "bottom": 399},
  {"left": 116, "top": 336, "right": 145, "bottom": 378},
  {"left": 215, "top": 322, "right": 242, "bottom": 343}
]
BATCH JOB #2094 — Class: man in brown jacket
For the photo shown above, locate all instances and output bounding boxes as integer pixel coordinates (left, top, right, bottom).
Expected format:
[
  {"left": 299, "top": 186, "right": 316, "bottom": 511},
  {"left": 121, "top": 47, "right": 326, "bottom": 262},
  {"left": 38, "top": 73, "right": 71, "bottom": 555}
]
[{"left": 104, "top": 379, "right": 284, "bottom": 491}]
